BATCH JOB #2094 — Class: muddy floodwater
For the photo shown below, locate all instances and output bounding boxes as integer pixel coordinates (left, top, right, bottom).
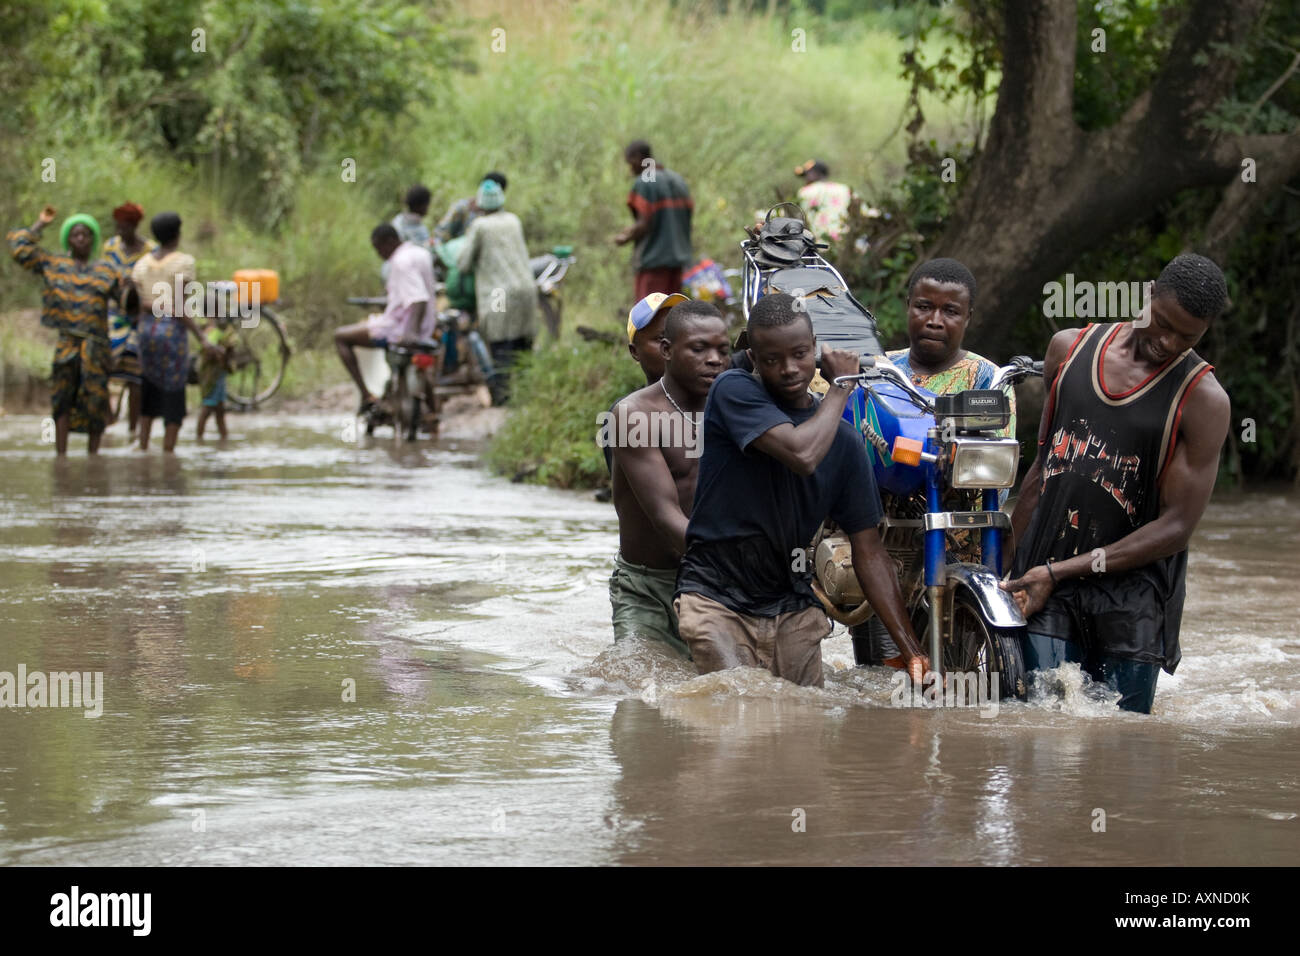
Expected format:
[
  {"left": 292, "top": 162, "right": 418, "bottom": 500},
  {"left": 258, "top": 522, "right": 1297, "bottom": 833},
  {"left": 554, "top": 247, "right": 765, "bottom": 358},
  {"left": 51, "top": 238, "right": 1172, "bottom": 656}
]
[{"left": 1, "top": 414, "right": 1297, "bottom": 866}]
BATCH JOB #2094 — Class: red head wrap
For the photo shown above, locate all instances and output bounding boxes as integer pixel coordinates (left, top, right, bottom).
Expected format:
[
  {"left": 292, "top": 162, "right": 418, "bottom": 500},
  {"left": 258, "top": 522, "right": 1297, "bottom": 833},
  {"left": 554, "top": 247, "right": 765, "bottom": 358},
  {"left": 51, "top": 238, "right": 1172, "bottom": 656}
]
[{"left": 112, "top": 202, "right": 145, "bottom": 224}]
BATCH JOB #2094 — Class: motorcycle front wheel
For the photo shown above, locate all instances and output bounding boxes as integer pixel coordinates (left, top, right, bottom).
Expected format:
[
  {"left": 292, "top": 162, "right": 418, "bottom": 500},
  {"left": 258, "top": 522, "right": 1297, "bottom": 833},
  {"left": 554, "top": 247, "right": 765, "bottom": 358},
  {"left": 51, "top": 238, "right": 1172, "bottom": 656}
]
[{"left": 947, "top": 590, "right": 1028, "bottom": 701}]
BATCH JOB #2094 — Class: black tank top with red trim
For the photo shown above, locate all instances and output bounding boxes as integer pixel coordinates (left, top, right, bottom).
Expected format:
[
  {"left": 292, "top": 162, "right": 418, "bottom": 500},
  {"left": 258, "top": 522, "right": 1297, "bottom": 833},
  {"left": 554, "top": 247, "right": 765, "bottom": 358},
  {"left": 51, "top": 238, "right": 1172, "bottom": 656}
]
[{"left": 1012, "top": 323, "right": 1212, "bottom": 672}]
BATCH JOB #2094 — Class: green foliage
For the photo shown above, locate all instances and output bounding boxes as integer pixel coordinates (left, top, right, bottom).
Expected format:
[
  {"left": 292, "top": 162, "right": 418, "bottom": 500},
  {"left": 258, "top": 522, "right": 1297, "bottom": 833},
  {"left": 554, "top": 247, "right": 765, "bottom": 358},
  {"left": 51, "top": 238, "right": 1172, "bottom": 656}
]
[
  {"left": 462, "top": 0, "right": 973, "bottom": 486},
  {"left": 822, "top": 0, "right": 994, "bottom": 349},
  {"left": 831, "top": 138, "right": 974, "bottom": 349},
  {"left": 407, "top": 0, "right": 971, "bottom": 332},
  {"left": 895, "top": 1, "right": 998, "bottom": 111},
  {"left": 4, "top": 0, "right": 968, "bottom": 374},
  {"left": 832, "top": 0, "right": 1300, "bottom": 484},
  {"left": 1073, "top": 0, "right": 1177, "bottom": 129},
  {"left": 485, "top": 340, "right": 644, "bottom": 489},
  {"left": 21, "top": 0, "right": 451, "bottom": 225},
  {"left": 9, "top": 0, "right": 1291, "bottom": 486}
]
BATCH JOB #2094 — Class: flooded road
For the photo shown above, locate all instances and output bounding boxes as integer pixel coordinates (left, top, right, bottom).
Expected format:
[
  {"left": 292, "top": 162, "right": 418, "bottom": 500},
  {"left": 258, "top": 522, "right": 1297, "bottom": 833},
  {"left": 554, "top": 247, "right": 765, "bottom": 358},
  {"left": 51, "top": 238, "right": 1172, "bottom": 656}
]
[{"left": 1, "top": 414, "right": 1297, "bottom": 865}]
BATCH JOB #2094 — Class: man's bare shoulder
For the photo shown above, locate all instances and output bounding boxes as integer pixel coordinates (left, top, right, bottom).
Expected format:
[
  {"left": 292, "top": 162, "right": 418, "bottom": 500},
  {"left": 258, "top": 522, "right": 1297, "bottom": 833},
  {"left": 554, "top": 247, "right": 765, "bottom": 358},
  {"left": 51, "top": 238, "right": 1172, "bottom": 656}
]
[
  {"left": 616, "top": 381, "right": 672, "bottom": 415},
  {"left": 1047, "top": 326, "right": 1087, "bottom": 359}
]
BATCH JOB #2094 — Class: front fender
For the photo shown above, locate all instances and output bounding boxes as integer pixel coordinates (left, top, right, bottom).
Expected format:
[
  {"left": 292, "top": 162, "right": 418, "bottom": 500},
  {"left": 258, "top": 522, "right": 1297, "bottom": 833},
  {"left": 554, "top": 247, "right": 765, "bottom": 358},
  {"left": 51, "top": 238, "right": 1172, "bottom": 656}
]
[{"left": 946, "top": 562, "right": 1024, "bottom": 629}]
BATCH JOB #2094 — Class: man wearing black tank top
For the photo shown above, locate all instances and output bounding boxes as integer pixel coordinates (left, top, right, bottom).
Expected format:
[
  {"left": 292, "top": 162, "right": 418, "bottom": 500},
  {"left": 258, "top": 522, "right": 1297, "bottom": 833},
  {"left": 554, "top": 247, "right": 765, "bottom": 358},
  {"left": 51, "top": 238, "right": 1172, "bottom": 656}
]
[{"left": 1003, "top": 254, "right": 1231, "bottom": 713}]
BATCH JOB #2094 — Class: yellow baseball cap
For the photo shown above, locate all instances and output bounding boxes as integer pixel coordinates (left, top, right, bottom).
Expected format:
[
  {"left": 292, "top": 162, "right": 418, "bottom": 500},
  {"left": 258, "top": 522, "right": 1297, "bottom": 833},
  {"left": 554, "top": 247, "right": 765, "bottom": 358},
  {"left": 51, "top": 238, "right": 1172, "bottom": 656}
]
[{"left": 627, "top": 292, "right": 688, "bottom": 344}]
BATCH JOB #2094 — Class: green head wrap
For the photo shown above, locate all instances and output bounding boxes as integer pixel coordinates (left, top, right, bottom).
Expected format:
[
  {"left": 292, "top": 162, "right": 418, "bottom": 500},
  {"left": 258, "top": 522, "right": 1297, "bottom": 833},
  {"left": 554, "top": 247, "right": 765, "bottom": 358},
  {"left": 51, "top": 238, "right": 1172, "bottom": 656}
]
[
  {"left": 476, "top": 179, "right": 505, "bottom": 211},
  {"left": 59, "top": 214, "right": 102, "bottom": 259}
]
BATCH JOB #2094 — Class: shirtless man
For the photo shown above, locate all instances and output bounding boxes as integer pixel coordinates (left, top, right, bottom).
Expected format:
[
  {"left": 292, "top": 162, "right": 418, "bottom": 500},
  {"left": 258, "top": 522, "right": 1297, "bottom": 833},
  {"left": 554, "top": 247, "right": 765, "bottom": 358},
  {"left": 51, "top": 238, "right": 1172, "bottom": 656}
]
[
  {"left": 607, "top": 300, "right": 730, "bottom": 655},
  {"left": 601, "top": 291, "right": 687, "bottom": 475},
  {"left": 1003, "top": 253, "right": 1231, "bottom": 713}
]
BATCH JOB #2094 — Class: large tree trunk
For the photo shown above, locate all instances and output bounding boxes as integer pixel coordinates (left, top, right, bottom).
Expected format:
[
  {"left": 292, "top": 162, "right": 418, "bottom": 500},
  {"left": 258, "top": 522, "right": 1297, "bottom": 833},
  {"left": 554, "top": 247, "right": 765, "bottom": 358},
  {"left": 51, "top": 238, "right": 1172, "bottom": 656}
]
[{"left": 930, "top": 0, "right": 1296, "bottom": 348}]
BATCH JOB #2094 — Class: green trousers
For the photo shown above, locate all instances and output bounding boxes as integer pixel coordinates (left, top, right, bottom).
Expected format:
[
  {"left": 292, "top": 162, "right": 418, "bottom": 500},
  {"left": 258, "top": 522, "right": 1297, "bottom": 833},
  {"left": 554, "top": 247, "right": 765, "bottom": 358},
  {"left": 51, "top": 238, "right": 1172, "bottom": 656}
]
[{"left": 609, "top": 553, "right": 690, "bottom": 658}]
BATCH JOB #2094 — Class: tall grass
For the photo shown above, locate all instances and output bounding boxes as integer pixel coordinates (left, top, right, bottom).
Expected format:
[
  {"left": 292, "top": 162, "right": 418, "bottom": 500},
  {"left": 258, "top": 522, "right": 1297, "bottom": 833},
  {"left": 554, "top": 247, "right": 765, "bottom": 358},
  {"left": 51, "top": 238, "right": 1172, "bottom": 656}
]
[
  {"left": 447, "top": 0, "right": 974, "bottom": 486},
  {"left": 4, "top": 0, "right": 970, "bottom": 336},
  {"left": 484, "top": 337, "right": 645, "bottom": 487},
  {"left": 416, "top": 0, "right": 973, "bottom": 326}
]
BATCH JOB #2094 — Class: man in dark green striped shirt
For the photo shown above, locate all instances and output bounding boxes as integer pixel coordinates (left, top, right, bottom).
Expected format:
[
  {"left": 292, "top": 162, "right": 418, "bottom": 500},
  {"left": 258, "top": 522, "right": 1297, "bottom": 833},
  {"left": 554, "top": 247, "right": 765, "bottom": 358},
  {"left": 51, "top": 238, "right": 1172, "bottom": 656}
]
[{"left": 613, "top": 140, "right": 693, "bottom": 302}]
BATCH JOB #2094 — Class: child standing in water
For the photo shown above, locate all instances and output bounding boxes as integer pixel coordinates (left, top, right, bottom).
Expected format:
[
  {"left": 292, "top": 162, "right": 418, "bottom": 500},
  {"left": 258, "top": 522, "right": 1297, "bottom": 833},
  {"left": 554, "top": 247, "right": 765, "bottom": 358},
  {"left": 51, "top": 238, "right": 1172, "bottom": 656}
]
[{"left": 195, "top": 321, "right": 237, "bottom": 440}]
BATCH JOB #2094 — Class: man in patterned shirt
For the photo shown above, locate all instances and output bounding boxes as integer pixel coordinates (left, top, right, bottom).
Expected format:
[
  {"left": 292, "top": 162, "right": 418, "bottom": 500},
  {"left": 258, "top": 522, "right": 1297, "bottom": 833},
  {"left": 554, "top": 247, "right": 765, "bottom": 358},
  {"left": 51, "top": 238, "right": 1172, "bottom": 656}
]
[
  {"left": 855, "top": 257, "right": 1017, "bottom": 665},
  {"left": 795, "top": 159, "right": 852, "bottom": 243},
  {"left": 886, "top": 258, "right": 1016, "bottom": 437}
]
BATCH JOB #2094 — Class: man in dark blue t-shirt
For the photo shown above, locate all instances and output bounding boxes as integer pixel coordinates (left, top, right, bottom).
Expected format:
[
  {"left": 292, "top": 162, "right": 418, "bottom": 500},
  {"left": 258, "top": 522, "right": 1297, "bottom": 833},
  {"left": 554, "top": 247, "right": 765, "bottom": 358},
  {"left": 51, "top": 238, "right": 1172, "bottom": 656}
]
[{"left": 675, "top": 293, "right": 929, "bottom": 687}]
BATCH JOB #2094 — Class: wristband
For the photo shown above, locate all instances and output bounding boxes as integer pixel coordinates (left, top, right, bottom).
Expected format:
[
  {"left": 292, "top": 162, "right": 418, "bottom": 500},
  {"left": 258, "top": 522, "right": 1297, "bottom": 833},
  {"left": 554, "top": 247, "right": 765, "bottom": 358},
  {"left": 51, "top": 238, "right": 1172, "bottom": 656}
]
[{"left": 1045, "top": 559, "right": 1058, "bottom": 584}]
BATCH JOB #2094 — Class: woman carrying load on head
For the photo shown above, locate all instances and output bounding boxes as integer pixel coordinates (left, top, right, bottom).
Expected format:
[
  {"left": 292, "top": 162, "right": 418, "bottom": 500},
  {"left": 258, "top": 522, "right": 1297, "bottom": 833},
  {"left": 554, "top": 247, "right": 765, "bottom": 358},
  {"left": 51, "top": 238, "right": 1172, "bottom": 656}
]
[
  {"left": 102, "top": 202, "right": 156, "bottom": 441},
  {"left": 130, "top": 210, "right": 220, "bottom": 453},
  {"left": 6, "top": 207, "right": 122, "bottom": 455}
]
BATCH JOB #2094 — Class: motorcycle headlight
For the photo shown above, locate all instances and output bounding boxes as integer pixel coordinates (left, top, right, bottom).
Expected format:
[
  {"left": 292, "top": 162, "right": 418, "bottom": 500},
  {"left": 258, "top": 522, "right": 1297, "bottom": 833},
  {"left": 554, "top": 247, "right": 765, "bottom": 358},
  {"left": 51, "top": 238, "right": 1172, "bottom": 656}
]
[{"left": 948, "top": 438, "right": 1020, "bottom": 488}]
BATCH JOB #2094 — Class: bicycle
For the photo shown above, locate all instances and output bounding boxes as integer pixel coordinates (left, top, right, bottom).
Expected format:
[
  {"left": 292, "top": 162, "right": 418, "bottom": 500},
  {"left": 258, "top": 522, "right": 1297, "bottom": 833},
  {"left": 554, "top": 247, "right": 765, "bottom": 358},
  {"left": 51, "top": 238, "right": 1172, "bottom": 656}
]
[{"left": 207, "top": 277, "right": 293, "bottom": 411}]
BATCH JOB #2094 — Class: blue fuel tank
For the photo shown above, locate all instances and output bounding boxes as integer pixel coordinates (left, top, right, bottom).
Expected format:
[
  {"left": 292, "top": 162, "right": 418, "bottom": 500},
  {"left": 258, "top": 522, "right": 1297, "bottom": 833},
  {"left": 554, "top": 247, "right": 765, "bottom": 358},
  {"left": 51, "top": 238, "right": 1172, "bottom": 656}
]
[{"left": 843, "top": 380, "right": 936, "bottom": 497}]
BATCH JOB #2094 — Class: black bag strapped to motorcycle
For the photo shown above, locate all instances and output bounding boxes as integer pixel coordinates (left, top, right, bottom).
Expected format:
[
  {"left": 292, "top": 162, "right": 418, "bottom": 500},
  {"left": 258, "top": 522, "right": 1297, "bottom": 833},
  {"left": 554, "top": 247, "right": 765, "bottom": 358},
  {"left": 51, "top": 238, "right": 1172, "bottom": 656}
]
[
  {"left": 934, "top": 390, "right": 1010, "bottom": 432},
  {"left": 766, "top": 266, "right": 885, "bottom": 358}
]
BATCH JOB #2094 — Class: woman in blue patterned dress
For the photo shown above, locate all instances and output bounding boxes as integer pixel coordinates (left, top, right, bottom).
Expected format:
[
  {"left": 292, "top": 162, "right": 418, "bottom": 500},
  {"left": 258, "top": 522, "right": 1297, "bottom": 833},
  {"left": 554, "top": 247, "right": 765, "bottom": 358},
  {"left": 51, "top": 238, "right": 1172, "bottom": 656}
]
[{"left": 102, "top": 202, "right": 155, "bottom": 441}]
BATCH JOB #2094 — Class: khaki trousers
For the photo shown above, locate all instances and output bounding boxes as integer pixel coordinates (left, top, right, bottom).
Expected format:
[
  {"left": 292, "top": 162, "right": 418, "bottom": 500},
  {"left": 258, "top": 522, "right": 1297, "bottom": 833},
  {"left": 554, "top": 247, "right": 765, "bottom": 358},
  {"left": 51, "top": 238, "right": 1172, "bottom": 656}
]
[{"left": 675, "top": 591, "right": 832, "bottom": 687}]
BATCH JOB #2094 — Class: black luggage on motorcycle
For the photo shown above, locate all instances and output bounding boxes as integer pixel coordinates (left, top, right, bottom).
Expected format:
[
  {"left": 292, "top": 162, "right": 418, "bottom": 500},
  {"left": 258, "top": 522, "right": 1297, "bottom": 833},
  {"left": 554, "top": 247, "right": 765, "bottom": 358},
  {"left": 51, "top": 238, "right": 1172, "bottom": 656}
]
[
  {"left": 766, "top": 266, "right": 884, "bottom": 358},
  {"left": 741, "top": 203, "right": 884, "bottom": 360}
]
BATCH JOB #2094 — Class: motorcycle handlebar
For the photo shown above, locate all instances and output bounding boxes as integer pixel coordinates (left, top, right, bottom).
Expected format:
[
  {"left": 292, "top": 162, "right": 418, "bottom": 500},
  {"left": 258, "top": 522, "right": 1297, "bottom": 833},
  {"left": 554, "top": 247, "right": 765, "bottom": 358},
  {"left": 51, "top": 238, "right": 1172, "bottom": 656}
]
[
  {"left": 990, "top": 355, "right": 1045, "bottom": 391},
  {"left": 834, "top": 353, "right": 1046, "bottom": 405},
  {"left": 834, "top": 357, "right": 934, "bottom": 413}
]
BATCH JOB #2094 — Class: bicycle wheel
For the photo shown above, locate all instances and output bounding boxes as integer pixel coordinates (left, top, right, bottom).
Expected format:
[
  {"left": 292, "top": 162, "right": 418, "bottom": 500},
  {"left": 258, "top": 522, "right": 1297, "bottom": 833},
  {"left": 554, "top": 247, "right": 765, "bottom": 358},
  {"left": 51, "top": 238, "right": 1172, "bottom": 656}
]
[
  {"left": 225, "top": 306, "right": 292, "bottom": 410},
  {"left": 407, "top": 395, "right": 421, "bottom": 441},
  {"left": 393, "top": 364, "right": 411, "bottom": 441}
]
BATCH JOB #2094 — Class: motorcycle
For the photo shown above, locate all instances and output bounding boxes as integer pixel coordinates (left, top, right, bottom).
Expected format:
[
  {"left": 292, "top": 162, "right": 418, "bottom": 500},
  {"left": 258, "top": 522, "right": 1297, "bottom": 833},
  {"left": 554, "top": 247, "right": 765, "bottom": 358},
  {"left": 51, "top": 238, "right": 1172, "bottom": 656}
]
[
  {"left": 739, "top": 202, "right": 883, "bottom": 357},
  {"left": 529, "top": 244, "right": 575, "bottom": 338},
  {"left": 816, "top": 357, "right": 1043, "bottom": 699},
  {"left": 739, "top": 203, "right": 1042, "bottom": 697}
]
